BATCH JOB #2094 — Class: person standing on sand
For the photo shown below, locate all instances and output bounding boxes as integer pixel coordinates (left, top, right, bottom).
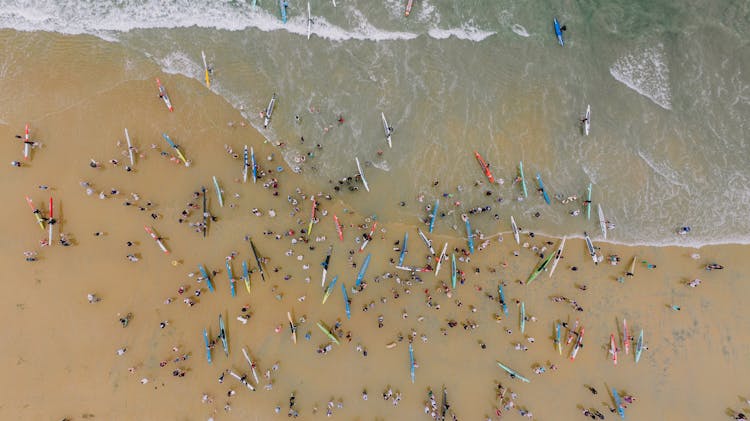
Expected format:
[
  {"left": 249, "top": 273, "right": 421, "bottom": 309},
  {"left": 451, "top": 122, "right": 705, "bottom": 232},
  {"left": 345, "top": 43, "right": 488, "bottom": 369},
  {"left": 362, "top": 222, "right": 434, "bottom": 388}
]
[{"left": 119, "top": 313, "right": 132, "bottom": 327}]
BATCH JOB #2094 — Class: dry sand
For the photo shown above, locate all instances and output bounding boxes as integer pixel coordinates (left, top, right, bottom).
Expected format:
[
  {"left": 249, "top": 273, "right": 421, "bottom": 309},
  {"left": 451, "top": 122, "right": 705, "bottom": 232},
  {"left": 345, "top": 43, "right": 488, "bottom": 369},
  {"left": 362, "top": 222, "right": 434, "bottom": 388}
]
[{"left": 1, "top": 32, "right": 749, "bottom": 421}]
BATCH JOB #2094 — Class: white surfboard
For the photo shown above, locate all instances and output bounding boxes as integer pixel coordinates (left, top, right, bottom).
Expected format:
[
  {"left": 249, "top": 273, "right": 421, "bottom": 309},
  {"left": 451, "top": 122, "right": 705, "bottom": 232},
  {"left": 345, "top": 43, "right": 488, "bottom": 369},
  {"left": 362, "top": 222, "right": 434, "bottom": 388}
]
[
  {"left": 598, "top": 204, "right": 607, "bottom": 240},
  {"left": 548, "top": 236, "right": 566, "bottom": 277},
  {"left": 307, "top": 1, "right": 312, "bottom": 40},
  {"left": 355, "top": 157, "right": 370, "bottom": 192},
  {"left": 583, "top": 104, "right": 591, "bottom": 136},
  {"left": 511, "top": 215, "right": 520, "bottom": 245}
]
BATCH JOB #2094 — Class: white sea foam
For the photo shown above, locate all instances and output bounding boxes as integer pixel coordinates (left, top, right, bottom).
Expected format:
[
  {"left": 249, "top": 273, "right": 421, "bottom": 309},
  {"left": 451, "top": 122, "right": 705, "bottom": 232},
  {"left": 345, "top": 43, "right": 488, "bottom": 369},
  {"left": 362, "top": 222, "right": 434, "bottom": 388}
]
[
  {"left": 511, "top": 24, "right": 529, "bottom": 38},
  {"left": 381, "top": 0, "right": 437, "bottom": 23},
  {"left": 609, "top": 44, "right": 672, "bottom": 110},
  {"left": 636, "top": 149, "right": 689, "bottom": 192},
  {"left": 427, "top": 23, "right": 495, "bottom": 42},
  {"left": 496, "top": 10, "right": 528, "bottom": 39},
  {"left": 383, "top": 0, "right": 406, "bottom": 19},
  {"left": 524, "top": 230, "right": 750, "bottom": 249},
  {"left": 341, "top": 6, "right": 418, "bottom": 41},
  {"left": 153, "top": 51, "right": 202, "bottom": 80},
  {"left": 0, "top": 0, "right": 491, "bottom": 44},
  {"left": 416, "top": 0, "right": 438, "bottom": 23},
  {"left": 371, "top": 160, "right": 391, "bottom": 172}
]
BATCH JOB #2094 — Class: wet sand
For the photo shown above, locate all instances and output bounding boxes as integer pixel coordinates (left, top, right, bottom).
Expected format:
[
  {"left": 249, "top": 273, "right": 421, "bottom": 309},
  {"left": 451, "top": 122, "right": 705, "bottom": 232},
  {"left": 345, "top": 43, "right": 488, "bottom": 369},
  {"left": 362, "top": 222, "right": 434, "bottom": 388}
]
[{"left": 1, "top": 32, "right": 749, "bottom": 421}]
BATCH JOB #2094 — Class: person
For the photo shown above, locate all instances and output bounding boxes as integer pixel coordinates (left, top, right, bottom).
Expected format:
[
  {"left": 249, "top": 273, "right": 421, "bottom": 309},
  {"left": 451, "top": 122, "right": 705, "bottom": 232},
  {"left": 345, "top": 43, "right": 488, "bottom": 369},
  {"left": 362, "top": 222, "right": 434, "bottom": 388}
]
[
  {"left": 119, "top": 313, "right": 132, "bottom": 327},
  {"left": 706, "top": 263, "right": 724, "bottom": 271},
  {"left": 678, "top": 226, "right": 691, "bottom": 235}
]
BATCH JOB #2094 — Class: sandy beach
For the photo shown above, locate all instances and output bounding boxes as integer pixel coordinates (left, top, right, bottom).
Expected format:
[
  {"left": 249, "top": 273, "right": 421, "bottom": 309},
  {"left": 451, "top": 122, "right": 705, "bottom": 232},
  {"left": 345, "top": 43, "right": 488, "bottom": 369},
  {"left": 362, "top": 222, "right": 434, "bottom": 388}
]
[{"left": 2, "top": 31, "right": 750, "bottom": 421}]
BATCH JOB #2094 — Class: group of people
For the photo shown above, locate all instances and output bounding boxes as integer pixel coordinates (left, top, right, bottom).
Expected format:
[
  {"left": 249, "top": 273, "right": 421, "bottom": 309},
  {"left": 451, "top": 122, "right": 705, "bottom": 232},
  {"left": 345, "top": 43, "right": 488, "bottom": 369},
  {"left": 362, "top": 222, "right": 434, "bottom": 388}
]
[{"left": 19, "top": 77, "right": 729, "bottom": 421}]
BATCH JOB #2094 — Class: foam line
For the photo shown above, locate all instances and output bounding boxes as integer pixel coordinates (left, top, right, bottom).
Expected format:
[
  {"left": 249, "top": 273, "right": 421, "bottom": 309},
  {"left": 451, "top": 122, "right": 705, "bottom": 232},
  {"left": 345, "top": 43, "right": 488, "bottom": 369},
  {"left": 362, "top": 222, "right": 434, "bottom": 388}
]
[{"left": 0, "top": 1, "right": 494, "bottom": 43}]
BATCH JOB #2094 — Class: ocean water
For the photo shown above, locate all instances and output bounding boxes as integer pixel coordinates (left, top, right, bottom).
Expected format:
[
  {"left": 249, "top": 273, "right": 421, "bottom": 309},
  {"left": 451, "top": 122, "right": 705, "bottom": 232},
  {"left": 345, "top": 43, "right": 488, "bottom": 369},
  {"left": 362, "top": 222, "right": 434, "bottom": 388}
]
[{"left": 1, "top": 0, "right": 748, "bottom": 246}]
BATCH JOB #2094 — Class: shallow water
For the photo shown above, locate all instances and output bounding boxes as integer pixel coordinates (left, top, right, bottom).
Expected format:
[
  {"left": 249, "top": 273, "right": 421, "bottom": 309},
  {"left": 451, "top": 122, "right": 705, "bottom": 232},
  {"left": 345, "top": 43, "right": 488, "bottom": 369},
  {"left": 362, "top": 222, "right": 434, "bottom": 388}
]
[{"left": 1, "top": 1, "right": 748, "bottom": 246}]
